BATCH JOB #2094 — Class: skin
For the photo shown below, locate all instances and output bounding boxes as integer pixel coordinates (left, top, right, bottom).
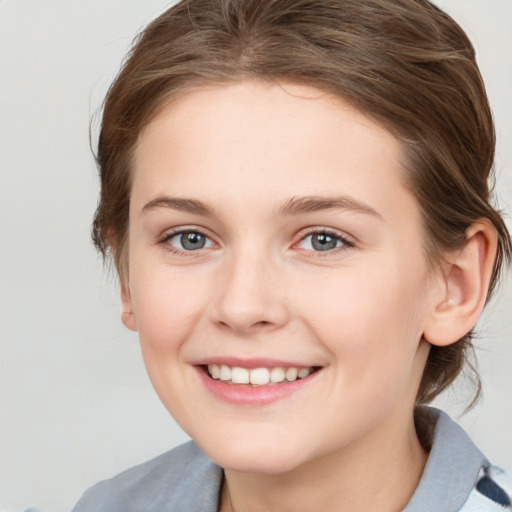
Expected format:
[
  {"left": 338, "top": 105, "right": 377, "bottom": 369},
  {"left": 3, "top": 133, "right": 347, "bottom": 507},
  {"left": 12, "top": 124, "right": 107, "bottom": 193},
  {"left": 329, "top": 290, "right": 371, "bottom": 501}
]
[{"left": 120, "top": 80, "right": 496, "bottom": 512}]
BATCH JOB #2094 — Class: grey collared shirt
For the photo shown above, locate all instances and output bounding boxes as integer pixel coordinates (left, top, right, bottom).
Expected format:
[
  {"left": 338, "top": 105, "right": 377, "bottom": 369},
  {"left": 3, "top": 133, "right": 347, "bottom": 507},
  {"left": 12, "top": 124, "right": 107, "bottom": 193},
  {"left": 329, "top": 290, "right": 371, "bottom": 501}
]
[{"left": 70, "top": 408, "right": 509, "bottom": 512}]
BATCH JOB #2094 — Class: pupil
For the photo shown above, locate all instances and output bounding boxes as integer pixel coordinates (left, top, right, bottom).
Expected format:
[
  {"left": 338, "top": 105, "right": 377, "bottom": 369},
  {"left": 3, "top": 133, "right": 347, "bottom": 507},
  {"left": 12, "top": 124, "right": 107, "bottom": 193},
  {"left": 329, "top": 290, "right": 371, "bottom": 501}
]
[
  {"left": 312, "top": 233, "right": 337, "bottom": 251},
  {"left": 181, "top": 232, "right": 205, "bottom": 250}
]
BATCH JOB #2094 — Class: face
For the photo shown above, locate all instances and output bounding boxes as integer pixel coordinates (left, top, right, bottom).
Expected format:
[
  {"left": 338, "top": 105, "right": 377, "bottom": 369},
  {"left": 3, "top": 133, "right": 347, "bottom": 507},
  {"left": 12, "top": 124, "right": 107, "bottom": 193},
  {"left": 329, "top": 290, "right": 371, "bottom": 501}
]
[{"left": 123, "top": 80, "right": 442, "bottom": 474}]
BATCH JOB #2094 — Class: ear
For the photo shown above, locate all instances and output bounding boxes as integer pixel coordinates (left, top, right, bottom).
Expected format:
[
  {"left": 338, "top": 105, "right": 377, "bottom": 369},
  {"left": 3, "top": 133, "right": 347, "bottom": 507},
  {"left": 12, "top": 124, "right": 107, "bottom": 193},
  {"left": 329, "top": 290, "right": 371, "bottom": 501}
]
[
  {"left": 423, "top": 219, "right": 497, "bottom": 347},
  {"left": 120, "top": 281, "right": 138, "bottom": 332}
]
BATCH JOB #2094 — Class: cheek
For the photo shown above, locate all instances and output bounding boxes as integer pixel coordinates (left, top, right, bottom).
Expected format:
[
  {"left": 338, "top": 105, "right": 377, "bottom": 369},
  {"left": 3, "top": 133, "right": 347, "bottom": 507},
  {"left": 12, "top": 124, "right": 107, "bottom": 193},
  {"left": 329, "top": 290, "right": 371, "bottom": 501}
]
[
  {"left": 127, "top": 265, "right": 213, "bottom": 420},
  {"left": 129, "top": 264, "right": 210, "bottom": 353},
  {"left": 297, "top": 268, "right": 430, "bottom": 427},
  {"left": 298, "top": 262, "right": 430, "bottom": 368}
]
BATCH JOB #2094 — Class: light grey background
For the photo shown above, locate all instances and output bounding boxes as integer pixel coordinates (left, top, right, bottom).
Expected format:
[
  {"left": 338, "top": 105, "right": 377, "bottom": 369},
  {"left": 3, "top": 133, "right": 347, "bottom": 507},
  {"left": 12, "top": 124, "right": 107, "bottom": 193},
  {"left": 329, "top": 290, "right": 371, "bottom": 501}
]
[{"left": 0, "top": 1, "right": 511, "bottom": 511}]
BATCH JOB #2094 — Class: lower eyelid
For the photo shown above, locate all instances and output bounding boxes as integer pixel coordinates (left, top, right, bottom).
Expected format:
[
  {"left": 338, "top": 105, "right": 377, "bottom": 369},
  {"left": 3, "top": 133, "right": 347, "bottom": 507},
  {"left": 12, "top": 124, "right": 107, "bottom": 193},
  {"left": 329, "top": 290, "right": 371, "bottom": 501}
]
[
  {"left": 160, "top": 229, "right": 215, "bottom": 250},
  {"left": 158, "top": 228, "right": 353, "bottom": 254},
  {"left": 295, "top": 231, "right": 354, "bottom": 250}
]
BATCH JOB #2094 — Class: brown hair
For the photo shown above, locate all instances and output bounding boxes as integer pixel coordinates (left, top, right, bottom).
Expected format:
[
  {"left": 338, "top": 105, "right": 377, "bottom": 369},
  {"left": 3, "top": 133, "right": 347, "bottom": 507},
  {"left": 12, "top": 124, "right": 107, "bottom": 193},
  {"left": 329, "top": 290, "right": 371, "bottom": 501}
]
[{"left": 92, "top": 0, "right": 511, "bottom": 404}]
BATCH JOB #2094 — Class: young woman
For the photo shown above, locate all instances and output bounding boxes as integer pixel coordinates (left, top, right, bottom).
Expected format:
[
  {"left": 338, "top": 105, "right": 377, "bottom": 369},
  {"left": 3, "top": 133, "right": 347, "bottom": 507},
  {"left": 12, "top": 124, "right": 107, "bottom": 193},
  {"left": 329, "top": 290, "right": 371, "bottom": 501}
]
[{"left": 72, "top": 0, "right": 512, "bottom": 510}]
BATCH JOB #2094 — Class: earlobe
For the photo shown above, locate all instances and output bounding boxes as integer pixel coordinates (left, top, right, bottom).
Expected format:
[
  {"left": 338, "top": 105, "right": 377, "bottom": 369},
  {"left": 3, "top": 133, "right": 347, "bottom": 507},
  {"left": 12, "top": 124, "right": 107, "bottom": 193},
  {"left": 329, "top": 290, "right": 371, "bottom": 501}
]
[
  {"left": 120, "top": 282, "right": 138, "bottom": 332},
  {"left": 423, "top": 219, "right": 497, "bottom": 347}
]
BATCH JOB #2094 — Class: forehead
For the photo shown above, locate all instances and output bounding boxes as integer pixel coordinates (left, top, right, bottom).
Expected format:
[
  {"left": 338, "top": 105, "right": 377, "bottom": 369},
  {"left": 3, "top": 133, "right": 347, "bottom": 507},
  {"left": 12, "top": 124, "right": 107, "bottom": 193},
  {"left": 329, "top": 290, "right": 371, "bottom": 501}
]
[
  {"left": 136, "top": 80, "right": 401, "bottom": 161},
  {"left": 131, "top": 80, "right": 417, "bottom": 225}
]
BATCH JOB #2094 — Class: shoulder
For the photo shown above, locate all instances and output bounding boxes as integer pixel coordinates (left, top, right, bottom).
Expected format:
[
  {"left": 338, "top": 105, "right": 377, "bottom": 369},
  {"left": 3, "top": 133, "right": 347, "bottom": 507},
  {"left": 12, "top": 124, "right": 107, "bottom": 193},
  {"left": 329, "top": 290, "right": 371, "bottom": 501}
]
[
  {"left": 70, "top": 441, "right": 223, "bottom": 512},
  {"left": 405, "top": 407, "right": 512, "bottom": 512},
  {"left": 462, "top": 466, "right": 512, "bottom": 511}
]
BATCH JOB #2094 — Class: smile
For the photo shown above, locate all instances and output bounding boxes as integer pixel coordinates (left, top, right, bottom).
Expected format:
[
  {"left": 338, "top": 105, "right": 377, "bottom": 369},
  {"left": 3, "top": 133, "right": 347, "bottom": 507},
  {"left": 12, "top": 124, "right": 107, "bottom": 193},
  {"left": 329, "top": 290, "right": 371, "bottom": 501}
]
[
  {"left": 206, "top": 364, "right": 317, "bottom": 386},
  {"left": 195, "top": 359, "right": 323, "bottom": 405}
]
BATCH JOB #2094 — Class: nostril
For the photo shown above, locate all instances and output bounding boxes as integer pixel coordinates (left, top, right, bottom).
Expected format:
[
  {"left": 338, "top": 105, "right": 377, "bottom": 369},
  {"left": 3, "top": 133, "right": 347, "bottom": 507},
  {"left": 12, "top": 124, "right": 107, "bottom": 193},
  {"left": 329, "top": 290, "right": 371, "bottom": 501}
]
[{"left": 250, "top": 320, "right": 274, "bottom": 330}]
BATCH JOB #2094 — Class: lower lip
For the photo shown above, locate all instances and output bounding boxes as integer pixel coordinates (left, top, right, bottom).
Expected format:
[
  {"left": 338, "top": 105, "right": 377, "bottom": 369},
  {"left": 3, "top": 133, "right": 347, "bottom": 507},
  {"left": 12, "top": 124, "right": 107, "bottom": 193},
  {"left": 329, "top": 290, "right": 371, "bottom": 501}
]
[{"left": 195, "top": 366, "right": 320, "bottom": 405}]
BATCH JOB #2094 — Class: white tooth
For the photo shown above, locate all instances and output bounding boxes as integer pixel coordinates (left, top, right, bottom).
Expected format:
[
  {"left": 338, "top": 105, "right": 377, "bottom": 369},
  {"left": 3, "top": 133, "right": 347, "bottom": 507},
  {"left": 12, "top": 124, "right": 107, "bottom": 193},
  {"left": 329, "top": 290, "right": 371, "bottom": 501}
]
[
  {"left": 298, "top": 368, "right": 311, "bottom": 379},
  {"left": 219, "top": 365, "right": 231, "bottom": 381},
  {"left": 270, "top": 367, "right": 285, "bottom": 383},
  {"left": 231, "top": 367, "right": 250, "bottom": 384},
  {"left": 285, "top": 367, "right": 298, "bottom": 381},
  {"left": 208, "top": 364, "right": 220, "bottom": 379},
  {"left": 250, "top": 368, "right": 270, "bottom": 385}
]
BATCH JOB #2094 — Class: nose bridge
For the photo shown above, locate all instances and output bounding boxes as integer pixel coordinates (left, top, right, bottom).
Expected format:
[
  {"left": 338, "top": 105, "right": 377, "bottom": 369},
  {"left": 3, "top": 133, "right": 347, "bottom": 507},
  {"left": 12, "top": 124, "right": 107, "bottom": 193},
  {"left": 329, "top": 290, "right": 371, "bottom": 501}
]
[{"left": 210, "top": 243, "right": 288, "bottom": 333}]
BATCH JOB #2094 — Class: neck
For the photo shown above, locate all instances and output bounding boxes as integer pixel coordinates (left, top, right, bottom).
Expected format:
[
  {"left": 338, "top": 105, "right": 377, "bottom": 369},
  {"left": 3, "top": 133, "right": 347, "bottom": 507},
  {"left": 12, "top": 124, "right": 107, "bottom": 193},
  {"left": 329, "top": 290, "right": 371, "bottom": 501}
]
[{"left": 220, "top": 411, "right": 428, "bottom": 512}]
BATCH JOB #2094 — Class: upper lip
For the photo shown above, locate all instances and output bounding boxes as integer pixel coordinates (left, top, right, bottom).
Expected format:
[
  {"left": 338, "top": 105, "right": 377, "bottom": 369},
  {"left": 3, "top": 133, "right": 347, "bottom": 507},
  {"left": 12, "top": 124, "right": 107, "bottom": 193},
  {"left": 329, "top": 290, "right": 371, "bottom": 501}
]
[{"left": 192, "top": 357, "right": 321, "bottom": 369}]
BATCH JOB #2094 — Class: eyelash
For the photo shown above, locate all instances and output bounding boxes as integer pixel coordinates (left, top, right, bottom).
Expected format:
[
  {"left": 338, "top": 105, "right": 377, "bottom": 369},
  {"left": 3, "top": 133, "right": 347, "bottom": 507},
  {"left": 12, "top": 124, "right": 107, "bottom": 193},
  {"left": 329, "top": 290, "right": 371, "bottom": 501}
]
[
  {"left": 158, "top": 227, "right": 355, "bottom": 256},
  {"left": 159, "top": 228, "right": 215, "bottom": 256},
  {"left": 294, "top": 229, "right": 355, "bottom": 256}
]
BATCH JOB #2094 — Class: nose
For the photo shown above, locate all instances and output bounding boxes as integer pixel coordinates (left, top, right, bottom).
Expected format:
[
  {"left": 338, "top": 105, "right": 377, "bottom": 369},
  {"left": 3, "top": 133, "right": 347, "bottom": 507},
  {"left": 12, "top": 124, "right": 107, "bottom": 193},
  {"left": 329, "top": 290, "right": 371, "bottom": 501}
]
[{"left": 209, "top": 249, "right": 290, "bottom": 335}]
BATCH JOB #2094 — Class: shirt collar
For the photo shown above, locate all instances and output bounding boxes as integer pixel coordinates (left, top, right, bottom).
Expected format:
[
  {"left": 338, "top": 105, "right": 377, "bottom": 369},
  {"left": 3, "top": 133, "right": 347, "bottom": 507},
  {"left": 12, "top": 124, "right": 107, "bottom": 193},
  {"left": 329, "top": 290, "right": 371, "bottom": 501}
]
[{"left": 403, "top": 407, "right": 489, "bottom": 512}]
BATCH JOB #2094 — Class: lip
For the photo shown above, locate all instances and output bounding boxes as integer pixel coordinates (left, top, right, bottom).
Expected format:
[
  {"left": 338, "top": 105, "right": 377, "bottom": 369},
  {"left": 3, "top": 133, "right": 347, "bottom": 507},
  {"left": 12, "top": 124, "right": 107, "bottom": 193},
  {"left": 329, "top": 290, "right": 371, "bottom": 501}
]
[
  {"left": 193, "top": 356, "right": 315, "bottom": 369},
  {"left": 194, "top": 363, "right": 321, "bottom": 405}
]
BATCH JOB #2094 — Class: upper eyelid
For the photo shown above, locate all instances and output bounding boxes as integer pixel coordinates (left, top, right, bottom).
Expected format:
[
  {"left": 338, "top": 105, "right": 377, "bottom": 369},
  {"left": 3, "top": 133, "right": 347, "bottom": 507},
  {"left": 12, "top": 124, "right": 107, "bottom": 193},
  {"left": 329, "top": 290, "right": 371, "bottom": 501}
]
[
  {"left": 157, "top": 225, "right": 355, "bottom": 249},
  {"left": 160, "top": 226, "right": 215, "bottom": 242},
  {"left": 158, "top": 227, "right": 216, "bottom": 252},
  {"left": 294, "top": 227, "right": 355, "bottom": 244},
  {"left": 292, "top": 231, "right": 356, "bottom": 260}
]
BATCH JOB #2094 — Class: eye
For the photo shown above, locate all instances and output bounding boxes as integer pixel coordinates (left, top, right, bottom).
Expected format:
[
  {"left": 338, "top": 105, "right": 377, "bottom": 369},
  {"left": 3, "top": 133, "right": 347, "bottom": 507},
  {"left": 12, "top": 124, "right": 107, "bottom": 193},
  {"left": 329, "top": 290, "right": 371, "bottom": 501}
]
[
  {"left": 165, "top": 230, "right": 214, "bottom": 251},
  {"left": 296, "top": 231, "right": 352, "bottom": 252}
]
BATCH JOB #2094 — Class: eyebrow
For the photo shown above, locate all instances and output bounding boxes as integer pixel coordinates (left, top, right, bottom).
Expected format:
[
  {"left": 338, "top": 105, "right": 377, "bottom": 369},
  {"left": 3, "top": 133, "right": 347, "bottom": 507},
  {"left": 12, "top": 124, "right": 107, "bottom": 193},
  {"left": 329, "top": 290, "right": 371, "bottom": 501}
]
[
  {"left": 142, "top": 197, "right": 213, "bottom": 216},
  {"left": 141, "top": 194, "right": 382, "bottom": 220},
  {"left": 279, "top": 195, "right": 383, "bottom": 219}
]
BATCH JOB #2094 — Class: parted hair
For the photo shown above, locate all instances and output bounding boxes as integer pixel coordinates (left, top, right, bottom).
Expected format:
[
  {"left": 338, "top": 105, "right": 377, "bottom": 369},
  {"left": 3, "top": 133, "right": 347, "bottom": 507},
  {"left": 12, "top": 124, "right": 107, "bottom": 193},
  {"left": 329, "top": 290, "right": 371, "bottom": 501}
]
[{"left": 93, "top": 0, "right": 511, "bottom": 405}]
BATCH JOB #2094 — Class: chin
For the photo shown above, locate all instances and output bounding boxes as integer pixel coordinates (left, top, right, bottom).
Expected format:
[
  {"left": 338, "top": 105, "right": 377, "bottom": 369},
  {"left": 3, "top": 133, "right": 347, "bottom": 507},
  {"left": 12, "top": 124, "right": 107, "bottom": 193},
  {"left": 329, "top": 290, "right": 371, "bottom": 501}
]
[
  {"left": 212, "top": 451, "right": 305, "bottom": 475},
  {"left": 196, "top": 433, "right": 310, "bottom": 475}
]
